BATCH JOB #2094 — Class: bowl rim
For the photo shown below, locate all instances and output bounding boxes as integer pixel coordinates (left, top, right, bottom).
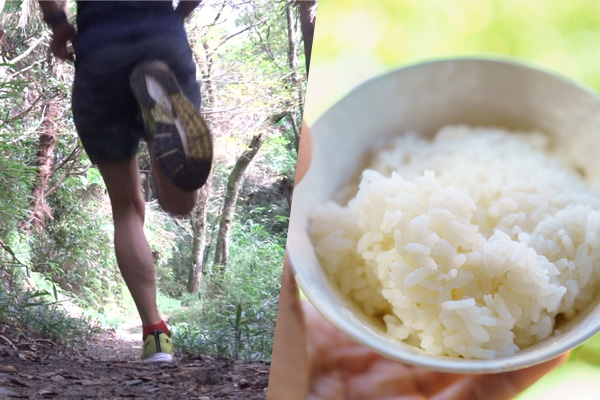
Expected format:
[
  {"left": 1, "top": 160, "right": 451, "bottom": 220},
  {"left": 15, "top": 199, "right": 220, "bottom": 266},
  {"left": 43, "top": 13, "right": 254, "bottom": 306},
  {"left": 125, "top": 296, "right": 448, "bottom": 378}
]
[
  {"left": 317, "top": 54, "right": 600, "bottom": 116},
  {"left": 291, "top": 56, "right": 600, "bottom": 373}
]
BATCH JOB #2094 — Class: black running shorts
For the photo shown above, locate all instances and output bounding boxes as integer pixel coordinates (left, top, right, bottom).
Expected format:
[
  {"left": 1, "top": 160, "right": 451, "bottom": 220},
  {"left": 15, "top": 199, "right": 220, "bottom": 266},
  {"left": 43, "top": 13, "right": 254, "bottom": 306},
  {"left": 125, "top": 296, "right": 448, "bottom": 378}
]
[{"left": 71, "top": 2, "right": 201, "bottom": 164}]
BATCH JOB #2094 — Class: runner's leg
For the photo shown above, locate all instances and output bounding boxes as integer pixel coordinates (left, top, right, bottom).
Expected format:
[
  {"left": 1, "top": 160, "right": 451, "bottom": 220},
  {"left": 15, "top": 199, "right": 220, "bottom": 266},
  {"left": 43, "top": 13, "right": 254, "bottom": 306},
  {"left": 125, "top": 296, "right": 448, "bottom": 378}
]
[{"left": 95, "top": 158, "right": 161, "bottom": 326}]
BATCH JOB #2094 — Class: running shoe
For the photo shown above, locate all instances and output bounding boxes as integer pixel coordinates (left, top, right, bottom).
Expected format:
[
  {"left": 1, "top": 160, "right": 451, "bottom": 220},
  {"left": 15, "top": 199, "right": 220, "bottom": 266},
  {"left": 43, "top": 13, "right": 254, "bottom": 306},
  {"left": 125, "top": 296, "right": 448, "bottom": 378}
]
[
  {"left": 130, "top": 60, "right": 213, "bottom": 192},
  {"left": 141, "top": 330, "right": 174, "bottom": 363}
]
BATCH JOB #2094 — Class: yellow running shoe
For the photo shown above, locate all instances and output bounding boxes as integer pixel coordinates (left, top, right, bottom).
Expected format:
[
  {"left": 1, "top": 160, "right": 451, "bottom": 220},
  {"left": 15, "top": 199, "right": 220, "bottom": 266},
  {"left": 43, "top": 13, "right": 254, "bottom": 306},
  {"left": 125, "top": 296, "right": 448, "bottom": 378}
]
[
  {"left": 129, "top": 60, "right": 213, "bottom": 192},
  {"left": 141, "top": 331, "right": 174, "bottom": 363}
]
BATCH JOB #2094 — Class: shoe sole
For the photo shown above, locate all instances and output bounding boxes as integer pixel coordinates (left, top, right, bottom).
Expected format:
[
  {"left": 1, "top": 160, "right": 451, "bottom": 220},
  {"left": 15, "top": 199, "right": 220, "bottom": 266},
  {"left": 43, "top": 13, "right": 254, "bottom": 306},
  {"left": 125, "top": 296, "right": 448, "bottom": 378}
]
[
  {"left": 142, "top": 352, "right": 174, "bottom": 363},
  {"left": 130, "top": 60, "right": 213, "bottom": 192}
]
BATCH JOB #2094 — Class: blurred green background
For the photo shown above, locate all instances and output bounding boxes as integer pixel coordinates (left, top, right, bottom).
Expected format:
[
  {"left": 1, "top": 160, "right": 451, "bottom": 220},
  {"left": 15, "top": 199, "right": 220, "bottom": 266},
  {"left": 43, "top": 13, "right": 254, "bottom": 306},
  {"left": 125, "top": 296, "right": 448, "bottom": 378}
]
[
  {"left": 304, "top": 0, "right": 600, "bottom": 398},
  {"left": 304, "top": 0, "right": 600, "bottom": 124}
]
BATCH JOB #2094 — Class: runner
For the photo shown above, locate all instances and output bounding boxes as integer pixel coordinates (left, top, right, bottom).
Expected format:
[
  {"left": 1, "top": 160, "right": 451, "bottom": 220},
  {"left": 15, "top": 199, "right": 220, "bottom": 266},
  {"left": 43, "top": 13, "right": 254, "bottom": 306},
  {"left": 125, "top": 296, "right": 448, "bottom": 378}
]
[{"left": 37, "top": 0, "right": 213, "bottom": 363}]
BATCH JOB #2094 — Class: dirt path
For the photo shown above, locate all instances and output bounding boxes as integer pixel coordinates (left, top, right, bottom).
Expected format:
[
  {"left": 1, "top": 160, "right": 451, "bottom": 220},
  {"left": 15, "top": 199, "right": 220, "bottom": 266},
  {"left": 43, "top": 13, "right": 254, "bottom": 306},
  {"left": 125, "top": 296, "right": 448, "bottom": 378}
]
[{"left": 0, "top": 324, "right": 270, "bottom": 399}]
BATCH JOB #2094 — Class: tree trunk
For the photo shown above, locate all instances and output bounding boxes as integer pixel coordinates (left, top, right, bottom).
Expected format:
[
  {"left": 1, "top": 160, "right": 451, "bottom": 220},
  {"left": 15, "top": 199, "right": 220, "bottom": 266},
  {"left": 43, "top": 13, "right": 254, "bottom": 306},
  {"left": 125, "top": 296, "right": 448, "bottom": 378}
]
[
  {"left": 21, "top": 0, "right": 67, "bottom": 232},
  {"left": 198, "top": 41, "right": 218, "bottom": 107},
  {"left": 213, "top": 113, "right": 286, "bottom": 270},
  {"left": 287, "top": 111, "right": 300, "bottom": 153},
  {"left": 186, "top": 36, "right": 217, "bottom": 292},
  {"left": 297, "top": 0, "right": 317, "bottom": 74},
  {"left": 28, "top": 101, "right": 59, "bottom": 230},
  {"left": 187, "top": 177, "right": 213, "bottom": 293},
  {"left": 213, "top": 133, "right": 266, "bottom": 269},
  {"left": 142, "top": 172, "right": 152, "bottom": 202},
  {"left": 286, "top": 0, "right": 303, "bottom": 152}
]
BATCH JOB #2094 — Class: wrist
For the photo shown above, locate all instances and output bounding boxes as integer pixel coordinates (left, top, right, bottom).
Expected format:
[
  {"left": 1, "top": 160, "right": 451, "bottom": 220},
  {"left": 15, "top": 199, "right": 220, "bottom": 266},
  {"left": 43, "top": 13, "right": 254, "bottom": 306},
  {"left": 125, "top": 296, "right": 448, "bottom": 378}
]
[{"left": 43, "top": 9, "right": 68, "bottom": 28}]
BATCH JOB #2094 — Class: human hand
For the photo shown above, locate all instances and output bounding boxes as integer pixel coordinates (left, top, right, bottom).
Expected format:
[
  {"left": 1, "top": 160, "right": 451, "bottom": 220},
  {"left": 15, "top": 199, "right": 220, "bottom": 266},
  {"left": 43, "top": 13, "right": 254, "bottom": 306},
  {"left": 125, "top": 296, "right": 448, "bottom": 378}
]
[
  {"left": 268, "top": 122, "right": 569, "bottom": 400},
  {"left": 304, "top": 300, "right": 569, "bottom": 400},
  {"left": 50, "top": 21, "right": 76, "bottom": 62}
]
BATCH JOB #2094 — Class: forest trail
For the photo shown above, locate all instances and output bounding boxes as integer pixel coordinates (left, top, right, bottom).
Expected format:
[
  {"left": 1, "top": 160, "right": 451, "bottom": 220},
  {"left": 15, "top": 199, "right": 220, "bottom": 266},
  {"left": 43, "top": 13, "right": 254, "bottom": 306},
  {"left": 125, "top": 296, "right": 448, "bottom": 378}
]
[{"left": 0, "top": 321, "right": 270, "bottom": 399}]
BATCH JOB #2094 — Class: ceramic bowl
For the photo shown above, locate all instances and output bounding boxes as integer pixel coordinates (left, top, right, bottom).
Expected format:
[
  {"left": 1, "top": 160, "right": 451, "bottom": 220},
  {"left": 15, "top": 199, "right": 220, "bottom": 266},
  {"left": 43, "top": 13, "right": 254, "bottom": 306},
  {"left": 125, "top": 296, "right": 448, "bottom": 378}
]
[{"left": 288, "top": 58, "right": 600, "bottom": 373}]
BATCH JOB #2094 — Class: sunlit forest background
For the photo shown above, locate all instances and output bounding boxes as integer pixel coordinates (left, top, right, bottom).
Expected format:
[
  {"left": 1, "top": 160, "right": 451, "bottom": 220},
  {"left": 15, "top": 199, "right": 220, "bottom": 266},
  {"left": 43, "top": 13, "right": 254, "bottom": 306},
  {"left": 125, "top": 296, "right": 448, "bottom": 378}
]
[
  {"left": 0, "top": 0, "right": 306, "bottom": 361},
  {"left": 306, "top": 0, "right": 600, "bottom": 398}
]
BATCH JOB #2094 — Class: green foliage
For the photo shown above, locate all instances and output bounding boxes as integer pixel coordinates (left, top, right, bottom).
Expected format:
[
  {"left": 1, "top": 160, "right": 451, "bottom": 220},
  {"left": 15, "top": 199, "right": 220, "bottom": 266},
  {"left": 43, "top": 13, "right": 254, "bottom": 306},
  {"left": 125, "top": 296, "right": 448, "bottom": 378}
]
[
  {"left": 145, "top": 203, "right": 193, "bottom": 298},
  {"left": 0, "top": 268, "right": 103, "bottom": 346},
  {"left": 308, "top": 0, "right": 600, "bottom": 123},
  {"left": 0, "top": 133, "right": 36, "bottom": 236},
  {"left": 169, "top": 220, "right": 284, "bottom": 360},
  {"left": 0, "top": 73, "right": 37, "bottom": 237},
  {"left": 31, "top": 166, "right": 120, "bottom": 309},
  {"left": 261, "top": 134, "right": 297, "bottom": 177},
  {"left": 568, "top": 333, "right": 600, "bottom": 366}
]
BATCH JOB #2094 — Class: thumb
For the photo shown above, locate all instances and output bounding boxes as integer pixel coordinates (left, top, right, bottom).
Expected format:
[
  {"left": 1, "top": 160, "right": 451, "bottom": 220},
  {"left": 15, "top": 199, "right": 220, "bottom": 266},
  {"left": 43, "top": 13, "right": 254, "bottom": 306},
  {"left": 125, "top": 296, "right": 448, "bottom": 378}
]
[{"left": 295, "top": 121, "right": 313, "bottom": 185}]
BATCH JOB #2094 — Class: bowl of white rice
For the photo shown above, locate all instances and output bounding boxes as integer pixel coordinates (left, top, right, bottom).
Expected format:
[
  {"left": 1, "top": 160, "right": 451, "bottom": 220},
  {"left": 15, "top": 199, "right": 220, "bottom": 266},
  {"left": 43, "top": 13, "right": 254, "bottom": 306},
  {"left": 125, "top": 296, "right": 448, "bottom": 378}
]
[{"left": 288, "top": 58, "right": 600, "bottom": 373}]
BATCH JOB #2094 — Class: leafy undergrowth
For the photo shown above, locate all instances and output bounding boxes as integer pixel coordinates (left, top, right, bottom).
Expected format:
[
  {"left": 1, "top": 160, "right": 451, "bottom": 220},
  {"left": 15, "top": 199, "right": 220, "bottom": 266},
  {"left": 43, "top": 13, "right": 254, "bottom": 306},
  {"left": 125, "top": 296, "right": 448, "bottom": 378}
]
[
  {"left": 167, "top": 220, "right": 284, "bottom": 361},
  {"left": 0, "top": 285, "right": 104, "bottom": 348}
]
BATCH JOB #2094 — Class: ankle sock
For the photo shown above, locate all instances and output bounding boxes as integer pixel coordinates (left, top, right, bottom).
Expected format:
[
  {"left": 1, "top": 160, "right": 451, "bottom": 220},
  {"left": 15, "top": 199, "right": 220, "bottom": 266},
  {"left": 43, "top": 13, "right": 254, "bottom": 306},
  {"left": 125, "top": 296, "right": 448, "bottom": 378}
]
[{"left": 142, "top": 320, "right": 171, "bottom": 340}]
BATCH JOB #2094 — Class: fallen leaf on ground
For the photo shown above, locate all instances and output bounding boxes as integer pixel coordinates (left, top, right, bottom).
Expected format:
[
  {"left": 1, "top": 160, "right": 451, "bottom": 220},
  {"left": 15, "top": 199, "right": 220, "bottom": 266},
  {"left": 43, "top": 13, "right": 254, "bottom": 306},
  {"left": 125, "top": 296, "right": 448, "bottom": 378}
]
[
  {"left": 0, "top": 386, "right": 17, "bottom": 396},
  {"left": 77, "top": 379, "right": 100, "bottom": 386},
  {"left": 50, "top": 374, "right": 65, "bottom": 382},
  {"left": 38, "top": 387, "right": 60, "bottom": 396},
  {"left": 9, "top": 377, "right": 31, "bottom": 387},
  {"left": 0, "top": 365, "right": 17, "bottom": 373}
]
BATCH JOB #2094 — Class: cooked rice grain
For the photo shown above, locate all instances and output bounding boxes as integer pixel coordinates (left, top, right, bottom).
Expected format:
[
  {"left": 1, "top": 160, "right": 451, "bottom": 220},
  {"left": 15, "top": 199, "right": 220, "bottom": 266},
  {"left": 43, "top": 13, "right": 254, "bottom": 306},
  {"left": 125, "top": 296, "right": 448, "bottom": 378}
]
[{"left": 309, "top": 126, "right": 600, "bottom": 359}]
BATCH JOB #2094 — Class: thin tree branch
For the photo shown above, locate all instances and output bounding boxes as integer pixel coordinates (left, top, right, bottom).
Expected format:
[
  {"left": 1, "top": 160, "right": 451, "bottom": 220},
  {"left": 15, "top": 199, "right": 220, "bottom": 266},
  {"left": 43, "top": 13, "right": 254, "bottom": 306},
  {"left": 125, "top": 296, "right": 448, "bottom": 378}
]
[
  {"left": 201, "top": 99, "right": 254, "bottom": 115},
  {"left": 7, "top": 35, "right": 44, "bottom": 64},
  {"left": 210, "top": 18, "right": 266, "bottom": 55},
  {"left": 51, "top": 145, "right": 82, "bottom": 174},
  {"left": 245, "top": 9, "right": 281, "bottom": 67},
  {"left": 6, "top": 59, "right": 44, "bottom": 80},
  {"left": 45, "top": 167, "right": 89, "bottom": 198},
  {"left": 286, "top": 111, "right": 300, "bottom": 153},
  {"left": 0, "top": 31, "right": 39, "bottom": 58},
  {"left": 202, "top": 2, "right": 227, "bottom": 30},
  {"left": 0, "top": 238, "right": 26, "bottom": 266},
  {"left": 2, "top": 93, "right": 44, "bottom": 124}
]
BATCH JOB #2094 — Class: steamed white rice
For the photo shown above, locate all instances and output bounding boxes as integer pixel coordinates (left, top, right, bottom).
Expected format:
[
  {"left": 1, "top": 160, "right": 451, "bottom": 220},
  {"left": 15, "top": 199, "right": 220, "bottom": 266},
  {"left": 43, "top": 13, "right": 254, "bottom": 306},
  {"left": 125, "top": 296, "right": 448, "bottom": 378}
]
[{"left": 309, "top": 125, "right": 600, "bottom": 359}]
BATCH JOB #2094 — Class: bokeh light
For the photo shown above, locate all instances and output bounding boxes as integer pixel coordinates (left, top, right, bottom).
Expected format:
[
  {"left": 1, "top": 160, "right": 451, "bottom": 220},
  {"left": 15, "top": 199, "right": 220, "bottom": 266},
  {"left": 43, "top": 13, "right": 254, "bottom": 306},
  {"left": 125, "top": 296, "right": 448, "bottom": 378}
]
[{"left": 305, "top": 0, "right": 600, "bottom": 125}]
